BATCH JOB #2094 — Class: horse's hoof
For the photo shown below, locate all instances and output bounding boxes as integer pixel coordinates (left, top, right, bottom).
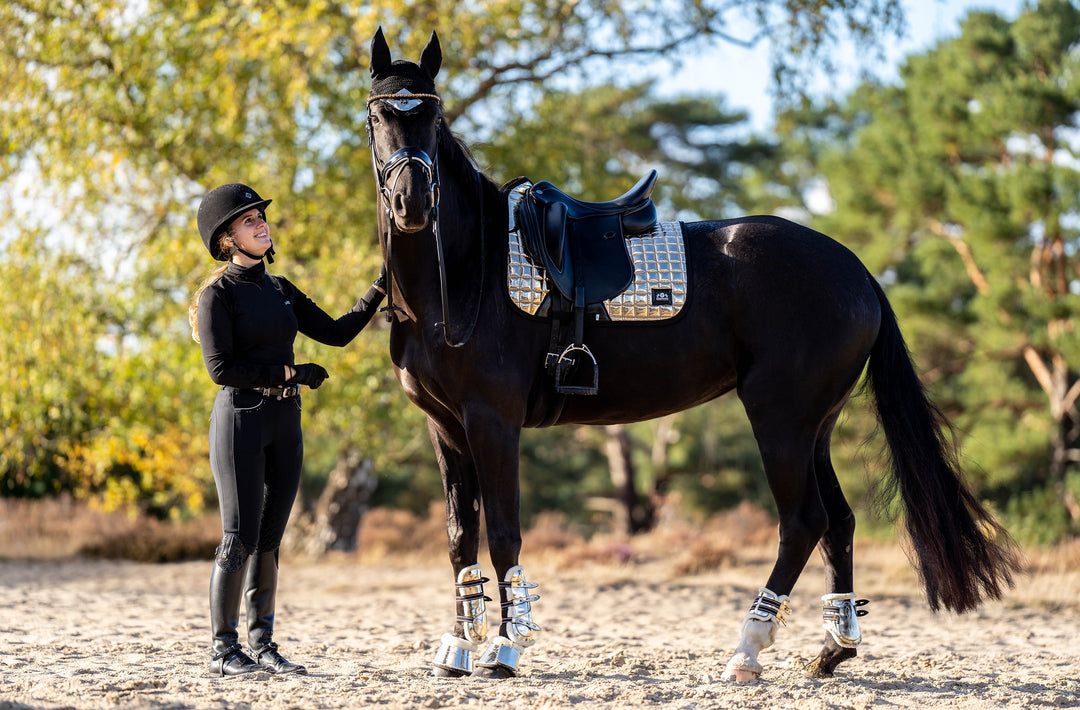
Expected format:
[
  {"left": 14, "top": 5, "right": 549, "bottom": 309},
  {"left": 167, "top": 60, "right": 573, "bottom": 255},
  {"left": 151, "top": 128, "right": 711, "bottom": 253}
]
[
  {"left": 722, "top": 652, "right": 762, "bottom": 683},
  {"left": 805, "top": 645, "right": 857, "bottom": 678},
  {"left": 804, "top": 658, "right": 831, "bottom": 679},
  {"left": 472, "top": 665, "right": 516, "bottom": 679},
  {"left": 431, "top": 666, "right": 470, "bottom": 678}
]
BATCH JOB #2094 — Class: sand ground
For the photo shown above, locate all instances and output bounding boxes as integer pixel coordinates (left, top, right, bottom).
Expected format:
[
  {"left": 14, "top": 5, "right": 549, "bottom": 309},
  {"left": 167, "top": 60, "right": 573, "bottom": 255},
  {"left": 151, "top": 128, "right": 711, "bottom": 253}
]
[{"left": 1, "top": 540, "right": 1078, "bottom": 710}]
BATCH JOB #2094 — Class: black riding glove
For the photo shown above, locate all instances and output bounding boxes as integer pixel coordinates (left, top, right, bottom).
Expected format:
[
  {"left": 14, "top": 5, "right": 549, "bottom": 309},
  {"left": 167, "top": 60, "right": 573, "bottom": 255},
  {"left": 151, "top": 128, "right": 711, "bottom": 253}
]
[
  {"left": 373, "top": 263, "right": 388, "bottom": 294},
  {"left": 353, "top": 264, "right": 388, "bottom": 314},
  {"left": 292, "top": 363, "right": 329, "bottom": 389}
]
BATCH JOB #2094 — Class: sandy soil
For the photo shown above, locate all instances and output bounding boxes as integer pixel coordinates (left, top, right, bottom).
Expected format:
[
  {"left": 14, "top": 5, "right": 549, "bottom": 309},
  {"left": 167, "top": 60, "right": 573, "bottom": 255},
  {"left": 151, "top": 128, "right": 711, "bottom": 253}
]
[{"left": 1, "top": 541, "right": 1078, "bottom": 710}]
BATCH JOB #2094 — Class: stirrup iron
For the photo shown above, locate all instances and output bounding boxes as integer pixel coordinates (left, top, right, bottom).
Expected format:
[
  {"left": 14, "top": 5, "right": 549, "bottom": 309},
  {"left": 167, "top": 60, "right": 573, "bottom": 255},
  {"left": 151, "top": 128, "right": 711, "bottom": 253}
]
[{"left": 821, "top": 592, "right": 869, "bottom": 648}]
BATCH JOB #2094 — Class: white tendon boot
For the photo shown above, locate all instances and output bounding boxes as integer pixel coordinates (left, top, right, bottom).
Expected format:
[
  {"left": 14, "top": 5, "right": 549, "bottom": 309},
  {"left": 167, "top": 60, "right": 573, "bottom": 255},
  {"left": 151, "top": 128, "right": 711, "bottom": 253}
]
[
  {"left": 476, "top": 565, "right": 540, "bottom": 675},
  {"left": 821, "top": 592, "right": 869, "bottom": 648},
  {"left": 431, "top": 564, "right": 489, "bottom": 676},
  {"left": 722, "top": 587, "right": 792, "bottom": 682}
]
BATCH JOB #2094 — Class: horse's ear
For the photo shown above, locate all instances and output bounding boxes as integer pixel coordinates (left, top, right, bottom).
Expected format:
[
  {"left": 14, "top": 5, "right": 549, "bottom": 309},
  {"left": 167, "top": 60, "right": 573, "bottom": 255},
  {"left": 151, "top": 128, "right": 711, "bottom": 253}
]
[
  {"left": 419, "top": 30, "right": 441, "bottom": 80},
  {"left": 370, "top": 26, "right": 392, "bottom": 79}
]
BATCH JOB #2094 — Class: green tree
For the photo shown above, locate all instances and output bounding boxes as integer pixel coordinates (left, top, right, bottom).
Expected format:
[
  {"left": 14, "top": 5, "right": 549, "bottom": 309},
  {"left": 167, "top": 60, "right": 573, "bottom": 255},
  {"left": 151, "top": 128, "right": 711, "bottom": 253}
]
[
  {"left": 766, "top": 0, "right": 1080, "bottom": 542},
  {"left": 1, "top": 0, "right": 905, "bottom": 520}
]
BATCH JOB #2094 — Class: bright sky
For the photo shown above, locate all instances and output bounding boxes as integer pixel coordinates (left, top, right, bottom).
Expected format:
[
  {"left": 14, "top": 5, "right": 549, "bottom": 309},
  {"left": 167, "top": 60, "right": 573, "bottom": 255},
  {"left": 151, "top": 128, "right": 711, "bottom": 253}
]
[{"left": 664, "top": 0, "right": 1029, "bottom": 131}]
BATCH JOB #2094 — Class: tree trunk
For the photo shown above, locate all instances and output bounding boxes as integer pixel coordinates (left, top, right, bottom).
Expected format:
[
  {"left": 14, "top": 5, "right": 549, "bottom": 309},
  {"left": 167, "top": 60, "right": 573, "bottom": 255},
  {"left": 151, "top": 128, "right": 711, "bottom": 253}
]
[
  {"left": 603, "top": 425, "right": 654, "bottom": 534},
  {"left": 283, "top": 447, "right": 377, "bottom": 556}
]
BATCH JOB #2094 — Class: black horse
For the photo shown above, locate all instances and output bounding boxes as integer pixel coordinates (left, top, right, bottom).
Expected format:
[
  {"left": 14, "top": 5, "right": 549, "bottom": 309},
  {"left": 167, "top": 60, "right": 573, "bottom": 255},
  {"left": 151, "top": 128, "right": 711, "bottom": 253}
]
[{"left": 364, "top": 28, "right": 1020, "bottom": 681}]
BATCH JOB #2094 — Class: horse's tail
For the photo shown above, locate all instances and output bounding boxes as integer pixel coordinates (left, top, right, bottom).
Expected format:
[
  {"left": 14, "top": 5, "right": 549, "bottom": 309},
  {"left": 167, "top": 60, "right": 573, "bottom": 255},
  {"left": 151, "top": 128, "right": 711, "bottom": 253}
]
[{"left": 864, "top": 275, "right": 1021, "bottom": 613}]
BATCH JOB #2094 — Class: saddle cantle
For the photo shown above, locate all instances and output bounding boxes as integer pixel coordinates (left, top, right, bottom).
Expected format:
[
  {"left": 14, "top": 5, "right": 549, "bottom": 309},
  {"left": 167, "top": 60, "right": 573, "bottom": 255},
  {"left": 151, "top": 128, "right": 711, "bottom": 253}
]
[{"left": 516, "top": 170, "right": 658, "bottom": 305}]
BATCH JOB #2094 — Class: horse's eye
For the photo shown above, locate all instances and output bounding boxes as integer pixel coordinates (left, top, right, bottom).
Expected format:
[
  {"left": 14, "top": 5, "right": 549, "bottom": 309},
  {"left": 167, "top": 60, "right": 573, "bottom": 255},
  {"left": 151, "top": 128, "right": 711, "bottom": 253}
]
[{"left": 370, "top": 114, "right": 381, "bottom": 126}]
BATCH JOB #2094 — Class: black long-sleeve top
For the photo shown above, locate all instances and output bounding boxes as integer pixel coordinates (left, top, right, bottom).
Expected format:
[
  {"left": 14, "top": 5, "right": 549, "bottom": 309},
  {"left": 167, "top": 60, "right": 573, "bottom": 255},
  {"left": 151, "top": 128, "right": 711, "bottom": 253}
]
[{"left": 197, "top": 260, "right": 384, "bottom": 389}]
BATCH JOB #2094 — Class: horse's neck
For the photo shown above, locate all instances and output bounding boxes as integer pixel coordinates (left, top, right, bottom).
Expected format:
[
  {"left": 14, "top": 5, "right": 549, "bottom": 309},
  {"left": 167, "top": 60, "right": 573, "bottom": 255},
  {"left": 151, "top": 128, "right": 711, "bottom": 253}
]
[{"left": 386, "top": 171, "right": 498, "bottom": 324}]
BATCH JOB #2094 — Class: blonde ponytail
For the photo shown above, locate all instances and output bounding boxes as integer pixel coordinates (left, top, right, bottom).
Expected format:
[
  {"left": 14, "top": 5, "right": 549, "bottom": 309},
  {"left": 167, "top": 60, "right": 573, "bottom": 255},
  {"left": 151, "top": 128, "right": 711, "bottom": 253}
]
[{"left": 189, "top": 233, "right": 235, "bottom": 343}]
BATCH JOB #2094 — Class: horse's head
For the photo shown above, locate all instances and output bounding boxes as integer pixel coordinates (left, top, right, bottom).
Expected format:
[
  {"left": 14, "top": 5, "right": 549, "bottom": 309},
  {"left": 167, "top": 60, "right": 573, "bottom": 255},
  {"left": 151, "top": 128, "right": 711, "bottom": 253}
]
[{"left": 367, "top": 27, "right": 443, "bottom": 234}]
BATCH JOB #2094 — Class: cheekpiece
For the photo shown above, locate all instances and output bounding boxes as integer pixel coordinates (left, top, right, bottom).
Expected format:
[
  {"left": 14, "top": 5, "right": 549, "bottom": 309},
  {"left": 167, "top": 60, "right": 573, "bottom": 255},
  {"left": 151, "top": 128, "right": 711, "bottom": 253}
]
[
  {"left": 821, "top": 592, "right": 869, "bottom": 648},
  {"left": 745, "top": 587, "right": 792, "bottom": 626}
]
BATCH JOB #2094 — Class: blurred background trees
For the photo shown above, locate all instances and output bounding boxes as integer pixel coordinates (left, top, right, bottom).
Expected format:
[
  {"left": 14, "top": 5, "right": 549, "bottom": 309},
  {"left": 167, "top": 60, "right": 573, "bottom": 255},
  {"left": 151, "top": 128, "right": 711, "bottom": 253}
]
[{"left": 2, "top": 0, "right": 1078, "bottom": 544}]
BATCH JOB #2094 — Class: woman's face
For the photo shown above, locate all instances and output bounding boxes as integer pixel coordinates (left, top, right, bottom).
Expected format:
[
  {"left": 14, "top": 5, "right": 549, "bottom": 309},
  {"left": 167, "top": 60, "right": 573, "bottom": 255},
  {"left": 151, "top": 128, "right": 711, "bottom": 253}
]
[{"left": 228, "top": 208, "right": 272, "bottom": 257}]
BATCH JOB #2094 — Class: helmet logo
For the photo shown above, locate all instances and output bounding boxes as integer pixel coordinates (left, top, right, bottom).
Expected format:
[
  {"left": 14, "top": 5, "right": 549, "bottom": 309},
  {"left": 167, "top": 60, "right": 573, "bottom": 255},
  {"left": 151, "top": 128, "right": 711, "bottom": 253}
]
[{"left": 245, "top": 192, "right": 252, "bottom": 198}]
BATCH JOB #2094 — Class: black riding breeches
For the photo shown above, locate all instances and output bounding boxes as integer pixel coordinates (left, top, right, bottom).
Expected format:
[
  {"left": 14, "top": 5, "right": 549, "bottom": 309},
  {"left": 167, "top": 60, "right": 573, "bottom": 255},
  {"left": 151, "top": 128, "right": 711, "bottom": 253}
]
[{"left": 209, "top": 387, "right": 303, "bottom": 554}]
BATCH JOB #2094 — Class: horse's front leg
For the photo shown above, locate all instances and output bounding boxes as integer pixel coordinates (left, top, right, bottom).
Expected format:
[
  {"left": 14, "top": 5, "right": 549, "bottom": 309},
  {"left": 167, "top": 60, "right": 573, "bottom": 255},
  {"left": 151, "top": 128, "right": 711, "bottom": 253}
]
[
  {"left": 424, "top": 413, "right": 489, "bottom": 678},
  {"left": 458, "top": 405, "right": 539, "bottom": 679}
]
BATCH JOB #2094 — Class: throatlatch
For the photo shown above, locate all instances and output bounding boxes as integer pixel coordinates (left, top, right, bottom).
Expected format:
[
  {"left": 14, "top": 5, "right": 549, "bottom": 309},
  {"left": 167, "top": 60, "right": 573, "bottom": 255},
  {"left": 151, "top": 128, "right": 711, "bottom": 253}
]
[
  {"left": 821, "top": 592, "right": 869, "bottom": 648},
  {"left": 431, "top": 564, "right": 489, "bottom": 676},
  {"left": 476, "top": 565, "right": 541, "bottom": 674}
]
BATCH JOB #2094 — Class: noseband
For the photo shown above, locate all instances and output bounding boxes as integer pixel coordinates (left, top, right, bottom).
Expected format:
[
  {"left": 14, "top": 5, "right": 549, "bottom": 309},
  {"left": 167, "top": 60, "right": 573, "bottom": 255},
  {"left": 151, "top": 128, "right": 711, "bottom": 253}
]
[
  {"left": 367, "top": 99, "right": 483, "bottom": 348},
  {"left": 374, "top": 146, "right": 439, "bottom": 220}
]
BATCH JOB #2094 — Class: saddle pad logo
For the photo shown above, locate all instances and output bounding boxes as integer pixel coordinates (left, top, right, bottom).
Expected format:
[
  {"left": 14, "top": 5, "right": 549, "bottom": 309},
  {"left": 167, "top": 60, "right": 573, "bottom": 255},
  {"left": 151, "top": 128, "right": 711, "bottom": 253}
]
[{"left": 651, "top": 288, "right": 673, "bottom": 306}]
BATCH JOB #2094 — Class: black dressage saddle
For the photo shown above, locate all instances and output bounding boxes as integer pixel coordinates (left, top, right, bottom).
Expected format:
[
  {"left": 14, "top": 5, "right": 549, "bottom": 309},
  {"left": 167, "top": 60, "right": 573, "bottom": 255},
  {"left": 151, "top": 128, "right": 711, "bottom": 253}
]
[
  {"left": 515, "top": 170, "right": 659, "bottom": 395},
  {"left": 516, "top": 170, "right": 658, "bottom": 306}
]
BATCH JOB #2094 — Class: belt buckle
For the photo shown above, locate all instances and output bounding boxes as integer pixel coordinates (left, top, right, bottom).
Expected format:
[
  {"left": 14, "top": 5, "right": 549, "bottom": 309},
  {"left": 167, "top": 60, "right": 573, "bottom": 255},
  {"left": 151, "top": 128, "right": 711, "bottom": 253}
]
[{"left": 283, "top": 384, "right": 300, "bottom": 398}]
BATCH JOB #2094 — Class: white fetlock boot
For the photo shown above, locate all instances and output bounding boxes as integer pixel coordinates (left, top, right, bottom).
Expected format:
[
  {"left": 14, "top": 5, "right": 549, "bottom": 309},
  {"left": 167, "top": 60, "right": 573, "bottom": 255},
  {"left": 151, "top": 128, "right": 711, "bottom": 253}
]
[
  {"left": 821, "top": 592, "right": 869, "bottom": 648},
  {"left": 722, "top": 587, "right": 791, "bottom": 682}
]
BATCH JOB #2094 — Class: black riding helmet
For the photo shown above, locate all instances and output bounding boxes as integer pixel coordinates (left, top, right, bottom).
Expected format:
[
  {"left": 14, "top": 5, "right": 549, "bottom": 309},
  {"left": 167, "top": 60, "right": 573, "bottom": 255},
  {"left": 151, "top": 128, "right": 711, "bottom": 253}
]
[{"left": 197, "top": 183, "right": 274, "bottom": 262}]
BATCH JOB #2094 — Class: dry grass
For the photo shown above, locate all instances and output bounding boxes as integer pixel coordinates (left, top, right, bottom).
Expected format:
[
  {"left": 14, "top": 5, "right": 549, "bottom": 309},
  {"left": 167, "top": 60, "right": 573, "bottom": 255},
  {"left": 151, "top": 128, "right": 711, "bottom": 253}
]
[
  {"left": 0, "top": 497, "right": 220, "bottom": 562},
  {"left": 4, "top": 497, "right": 1075, "bottom": 597}
]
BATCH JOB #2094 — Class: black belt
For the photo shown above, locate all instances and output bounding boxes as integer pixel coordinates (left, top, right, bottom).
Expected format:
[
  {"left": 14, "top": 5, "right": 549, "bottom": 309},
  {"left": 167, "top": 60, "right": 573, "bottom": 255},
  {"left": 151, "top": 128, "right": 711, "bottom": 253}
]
[{"left": 255, "top": 384, "right": 301, "bottom": 399}]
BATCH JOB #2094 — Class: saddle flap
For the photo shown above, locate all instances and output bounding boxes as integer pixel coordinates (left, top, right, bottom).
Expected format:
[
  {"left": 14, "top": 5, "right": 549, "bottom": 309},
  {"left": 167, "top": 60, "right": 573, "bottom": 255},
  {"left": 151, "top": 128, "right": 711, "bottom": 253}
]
[{"left": 544, "top": 202, "right": 569, "bottom": 273}]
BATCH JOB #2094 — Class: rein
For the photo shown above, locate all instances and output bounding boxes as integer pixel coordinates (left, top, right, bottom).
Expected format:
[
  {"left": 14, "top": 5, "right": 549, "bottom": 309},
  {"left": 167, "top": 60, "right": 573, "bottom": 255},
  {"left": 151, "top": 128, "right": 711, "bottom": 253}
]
[{"left": 368, "top": 102, "right": 484, "bottom": 348}]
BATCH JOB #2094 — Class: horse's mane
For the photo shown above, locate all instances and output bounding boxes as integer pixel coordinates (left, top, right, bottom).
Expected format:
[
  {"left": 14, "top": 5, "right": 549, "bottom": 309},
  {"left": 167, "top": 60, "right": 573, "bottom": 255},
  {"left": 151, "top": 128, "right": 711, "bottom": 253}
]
[{"left": 437, "top": 121, "right": 500, "bottom": 198}]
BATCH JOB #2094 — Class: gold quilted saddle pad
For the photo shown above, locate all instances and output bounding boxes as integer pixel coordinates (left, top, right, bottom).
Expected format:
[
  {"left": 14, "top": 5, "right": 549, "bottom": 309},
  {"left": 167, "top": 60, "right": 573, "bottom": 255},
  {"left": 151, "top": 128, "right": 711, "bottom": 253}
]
[{"left": 506, "top": 181, "right": 688, "bottom": 321}]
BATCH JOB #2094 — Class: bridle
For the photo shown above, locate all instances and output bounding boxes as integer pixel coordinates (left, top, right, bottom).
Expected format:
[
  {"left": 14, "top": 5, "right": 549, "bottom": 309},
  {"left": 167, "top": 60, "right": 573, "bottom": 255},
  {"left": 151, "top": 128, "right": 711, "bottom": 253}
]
[{"left": 367, "top": 96, "right": 483, "bottom": 348}]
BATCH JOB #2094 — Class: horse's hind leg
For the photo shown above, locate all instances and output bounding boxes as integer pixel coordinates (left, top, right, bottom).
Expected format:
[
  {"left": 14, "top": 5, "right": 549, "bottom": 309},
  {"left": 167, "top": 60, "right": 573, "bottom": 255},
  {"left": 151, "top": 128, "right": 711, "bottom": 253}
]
[
  {"left": 722, "top": 401, "right": 827, "bottom": 682},
  {"left": 805, "top": 429, "right": 865, "bottom": 678},
  {"left": 425, "top": 413, "right": 489, "bottom": 678}
]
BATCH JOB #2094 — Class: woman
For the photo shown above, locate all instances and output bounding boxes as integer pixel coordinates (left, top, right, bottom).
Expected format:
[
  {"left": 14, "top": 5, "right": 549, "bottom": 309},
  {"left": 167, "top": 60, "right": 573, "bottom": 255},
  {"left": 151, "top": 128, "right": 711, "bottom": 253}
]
[{"left": 189, "top": 183, "right": 385, "bottom": 677}]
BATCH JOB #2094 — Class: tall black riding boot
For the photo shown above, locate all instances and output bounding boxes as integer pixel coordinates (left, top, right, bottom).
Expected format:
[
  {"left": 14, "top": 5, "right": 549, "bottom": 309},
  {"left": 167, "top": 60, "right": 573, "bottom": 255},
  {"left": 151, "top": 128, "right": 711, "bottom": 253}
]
[
  {"left": 245, "top": 550, "right": 307, "bottom": 675},
  {"left": 209, "top": 556, "right": 260, "bottom": 677}
]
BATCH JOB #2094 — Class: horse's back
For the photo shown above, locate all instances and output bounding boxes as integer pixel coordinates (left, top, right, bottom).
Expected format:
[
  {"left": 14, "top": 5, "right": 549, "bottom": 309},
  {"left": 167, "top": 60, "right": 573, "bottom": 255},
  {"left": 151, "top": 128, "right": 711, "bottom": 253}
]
[{"left": 689, "top": 215, "right": 883, "bottom": 396}]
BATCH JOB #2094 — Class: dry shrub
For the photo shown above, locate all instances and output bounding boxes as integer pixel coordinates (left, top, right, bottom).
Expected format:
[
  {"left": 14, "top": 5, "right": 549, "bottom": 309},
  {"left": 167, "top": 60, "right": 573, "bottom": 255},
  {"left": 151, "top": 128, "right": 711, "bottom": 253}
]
[
  {"left": 355, "top": 502, "right": 451, "bottom": 563},
  {"left": 0, "top": 497, "right": 220, "bottom": 562},
  {"left": 670, "top": 537, "right": 738, "bottom": 576},
  {"left": 78, "top": 515, "right": 220, "bottom": 563},
  {"left": 1024, "top": 536, "right": 1080, "bottom": 575},
  {"left": 522, "top": 511, "right": 586, "bottom": 552}
]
